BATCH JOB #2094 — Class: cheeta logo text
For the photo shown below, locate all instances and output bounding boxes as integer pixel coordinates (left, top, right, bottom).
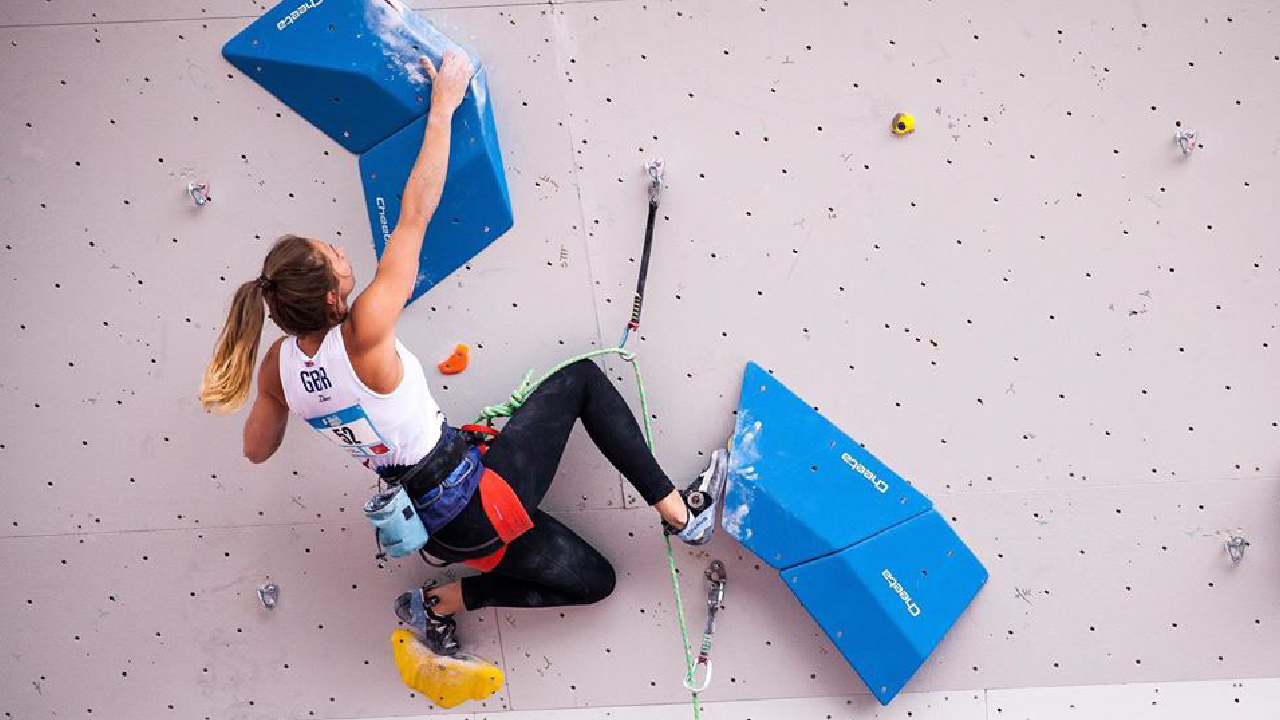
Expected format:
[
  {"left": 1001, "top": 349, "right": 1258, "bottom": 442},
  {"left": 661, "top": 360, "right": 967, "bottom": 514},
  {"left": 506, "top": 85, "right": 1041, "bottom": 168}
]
[
  {"left": 277, "top": 0, "right": 324, "bottom": 31},
  {"left": 376, "top": 197, "right": 391, "bottom": 244},
  {"left": 882, "top": 569, "right": 921, "bottom": 617},
  {"left": 841, "top": 452, "right": 889, "bottom": 493}
]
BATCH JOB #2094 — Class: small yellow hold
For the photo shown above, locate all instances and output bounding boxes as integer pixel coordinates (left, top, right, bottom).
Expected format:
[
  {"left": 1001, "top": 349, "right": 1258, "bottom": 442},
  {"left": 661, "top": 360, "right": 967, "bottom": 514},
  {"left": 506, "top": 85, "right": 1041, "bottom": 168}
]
[
  {"left": 391, "top": 630, "right": 504, "bottom": 708},
  {"left": 891, "top": 113, "right": 916, "bottom": 135}
]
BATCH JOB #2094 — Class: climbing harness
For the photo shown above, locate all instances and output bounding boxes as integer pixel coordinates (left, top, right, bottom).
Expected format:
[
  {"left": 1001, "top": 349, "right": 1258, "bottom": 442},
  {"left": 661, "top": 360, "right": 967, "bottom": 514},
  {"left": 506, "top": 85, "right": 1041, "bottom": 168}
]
[
  {"left": 684, "top": 560, "right": 727, "bottom": 693},
  {"left": 365, "top": 426, "right": 481, "bottom": 561},
  {"left": 453, "top": 466, "right": 535, "bottom": 571},
  {"left": 422, "top": 426, "right": 536, "bottom": 573}
]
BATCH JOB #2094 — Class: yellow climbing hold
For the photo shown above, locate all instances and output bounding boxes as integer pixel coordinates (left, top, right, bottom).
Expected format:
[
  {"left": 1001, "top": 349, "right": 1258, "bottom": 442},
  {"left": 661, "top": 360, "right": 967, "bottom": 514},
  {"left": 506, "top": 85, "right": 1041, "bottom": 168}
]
[
  {"left": 391, "top": 630, "right": 504, "bottom": 708},
  {"left": 891, "top": 112, "right": 916, "bottom": 135}
]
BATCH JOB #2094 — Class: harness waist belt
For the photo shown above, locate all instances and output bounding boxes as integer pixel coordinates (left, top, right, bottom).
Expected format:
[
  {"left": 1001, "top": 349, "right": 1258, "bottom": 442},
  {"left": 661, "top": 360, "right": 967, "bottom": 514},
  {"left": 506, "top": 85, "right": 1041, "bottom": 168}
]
[{"left": 379, "top": 424, "right": 467, "bottom": 498}]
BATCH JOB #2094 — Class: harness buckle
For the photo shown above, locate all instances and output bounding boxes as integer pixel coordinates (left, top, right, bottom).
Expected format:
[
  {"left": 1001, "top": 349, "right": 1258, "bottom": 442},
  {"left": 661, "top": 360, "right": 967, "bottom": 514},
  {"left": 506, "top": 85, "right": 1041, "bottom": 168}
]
[{"left": 459, "top": 424, "right": 500, "bottom": 448}]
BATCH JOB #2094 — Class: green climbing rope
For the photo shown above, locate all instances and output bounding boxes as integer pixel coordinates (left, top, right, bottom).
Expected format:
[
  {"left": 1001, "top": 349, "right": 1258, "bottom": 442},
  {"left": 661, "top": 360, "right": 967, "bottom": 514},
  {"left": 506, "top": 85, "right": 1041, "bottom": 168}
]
[{"left": 474, "top": 347, "right": 704, "bottom": 719}]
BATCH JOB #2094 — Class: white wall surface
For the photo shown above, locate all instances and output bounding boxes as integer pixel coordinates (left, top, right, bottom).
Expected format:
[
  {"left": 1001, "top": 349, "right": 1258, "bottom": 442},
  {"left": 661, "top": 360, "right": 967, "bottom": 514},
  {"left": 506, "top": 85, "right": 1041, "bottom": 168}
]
[{"left": 2, "top": 1, "right": 1278, "bottom": 719}]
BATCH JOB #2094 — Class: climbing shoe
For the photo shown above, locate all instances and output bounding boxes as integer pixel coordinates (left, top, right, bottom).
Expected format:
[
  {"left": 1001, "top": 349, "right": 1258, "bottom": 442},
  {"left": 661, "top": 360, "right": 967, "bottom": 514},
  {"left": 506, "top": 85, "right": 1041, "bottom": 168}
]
[
  {"left": 664, "top": 448, "right": 729, "bottom": 545},
  {"left": 394, "top": 580, "right": 460, "bottom": 657}
]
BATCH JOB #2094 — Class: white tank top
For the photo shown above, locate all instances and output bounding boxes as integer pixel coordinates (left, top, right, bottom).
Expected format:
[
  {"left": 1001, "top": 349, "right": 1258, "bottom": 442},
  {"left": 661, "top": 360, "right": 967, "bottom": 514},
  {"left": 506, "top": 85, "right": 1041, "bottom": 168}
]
[{"left": 278, "top": 326, "right": 444, "bottom": 473}]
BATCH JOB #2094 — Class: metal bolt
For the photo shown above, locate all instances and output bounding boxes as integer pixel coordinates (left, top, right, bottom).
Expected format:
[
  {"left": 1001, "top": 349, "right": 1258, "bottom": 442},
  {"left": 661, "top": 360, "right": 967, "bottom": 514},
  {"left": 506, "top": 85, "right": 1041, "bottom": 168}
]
[
  {"left": 645, "top": 158, "right": 665, "bottom": 204},
  {"left": 188, "top": 180, "right": 211, "bottom": 205},
  {"left": 258, "top": 582, "right": 279, "bottom": 610},
  {"left": 1175, "top": 129, "right": 1198, "bottom": 156},
  {"left": 1225, "top": 536, "right": 1249, "bottom": 565}
]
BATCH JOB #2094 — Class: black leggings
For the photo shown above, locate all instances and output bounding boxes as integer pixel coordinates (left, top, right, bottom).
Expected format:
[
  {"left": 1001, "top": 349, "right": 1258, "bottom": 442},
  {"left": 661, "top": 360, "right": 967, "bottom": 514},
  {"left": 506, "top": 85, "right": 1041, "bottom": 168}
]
[{"left": 430, "top": 359, "right": 675, "bottom": 611}]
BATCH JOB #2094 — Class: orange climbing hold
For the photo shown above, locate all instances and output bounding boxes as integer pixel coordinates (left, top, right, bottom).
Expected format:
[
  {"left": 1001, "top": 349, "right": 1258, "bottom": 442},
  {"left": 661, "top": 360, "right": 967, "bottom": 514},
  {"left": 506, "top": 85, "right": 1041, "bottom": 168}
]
[{"left": 438, "top": 344, "right": 470, "bottom": 375}]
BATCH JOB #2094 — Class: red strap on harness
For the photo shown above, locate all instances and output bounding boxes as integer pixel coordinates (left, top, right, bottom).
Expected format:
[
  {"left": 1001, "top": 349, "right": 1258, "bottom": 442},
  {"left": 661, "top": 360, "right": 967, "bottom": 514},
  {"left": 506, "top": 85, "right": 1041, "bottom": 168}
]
[
  {"left": 455, "top": 428, "right": 534, "bottom": 572},
  {"left": 459, "top": 424, "right": 501, "bottom": 442},
  {"left": 462, "top": 470, "right": 532, "bottom": 571},
  {"left": 464, "top": 546, "right": 508, "bottom": 572},
  {"left": 480, "top": 468, "right": 534, "bottom": 542}
]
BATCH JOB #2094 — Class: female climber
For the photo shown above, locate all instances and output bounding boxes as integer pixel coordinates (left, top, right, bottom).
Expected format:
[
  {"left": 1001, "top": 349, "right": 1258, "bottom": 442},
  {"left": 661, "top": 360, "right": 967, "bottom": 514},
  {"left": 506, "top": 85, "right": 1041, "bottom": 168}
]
[{"left": 197, "top": 51, "right": 728, "bottom": 658}]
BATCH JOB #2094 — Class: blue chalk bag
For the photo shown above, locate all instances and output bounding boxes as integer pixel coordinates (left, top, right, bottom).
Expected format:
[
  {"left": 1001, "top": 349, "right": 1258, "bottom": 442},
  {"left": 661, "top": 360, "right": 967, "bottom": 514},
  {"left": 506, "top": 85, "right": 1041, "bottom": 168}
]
[{"left": 364, "top": 485, "right": 430, "bottom": 558}]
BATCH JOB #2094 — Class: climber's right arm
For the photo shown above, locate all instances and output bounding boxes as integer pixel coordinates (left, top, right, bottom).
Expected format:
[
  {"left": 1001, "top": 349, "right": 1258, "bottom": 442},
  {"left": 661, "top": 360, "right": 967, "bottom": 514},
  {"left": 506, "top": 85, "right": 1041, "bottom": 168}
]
[{"left": 349, "top": 51, "right": 474, "bottom": 350}]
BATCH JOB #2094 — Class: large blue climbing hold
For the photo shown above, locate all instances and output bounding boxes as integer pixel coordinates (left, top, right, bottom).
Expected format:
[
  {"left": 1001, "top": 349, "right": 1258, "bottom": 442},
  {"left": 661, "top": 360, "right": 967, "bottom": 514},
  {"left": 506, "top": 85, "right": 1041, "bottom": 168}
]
[
  {"left": 222, "top": 0, "right": 514, "bottom": 305},
  {"left": 724, "top": 361, "right": 934, "bottom": 570},
  {"left": 359, "top": 99, "right": 512, "bottom": 305},
  {"left": 222, "top": 0, "right": 473, "bottom": 155},
  {"left": 723, "top": 362, "right": 988, "bottom": 704},
  {"left": 785, "top": 510, "right": 988, "bottom": 704}
]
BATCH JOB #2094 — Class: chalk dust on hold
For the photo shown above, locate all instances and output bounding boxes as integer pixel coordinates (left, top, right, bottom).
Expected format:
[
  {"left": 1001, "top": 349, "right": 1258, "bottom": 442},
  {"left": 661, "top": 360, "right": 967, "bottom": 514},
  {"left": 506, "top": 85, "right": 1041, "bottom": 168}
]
[
  {"left": 722, "top": 411, "right": 763, "bottom": 542},
  {"left": 364, "top": 0, "right": 474, "bottom": 86}
]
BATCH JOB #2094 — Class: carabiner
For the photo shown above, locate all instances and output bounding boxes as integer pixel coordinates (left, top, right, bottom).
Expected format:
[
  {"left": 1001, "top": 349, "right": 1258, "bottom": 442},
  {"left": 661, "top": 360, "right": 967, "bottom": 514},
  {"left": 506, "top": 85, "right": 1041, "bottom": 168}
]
[{"left": 683, "top": 560, "right": 727, "bottom": 693}]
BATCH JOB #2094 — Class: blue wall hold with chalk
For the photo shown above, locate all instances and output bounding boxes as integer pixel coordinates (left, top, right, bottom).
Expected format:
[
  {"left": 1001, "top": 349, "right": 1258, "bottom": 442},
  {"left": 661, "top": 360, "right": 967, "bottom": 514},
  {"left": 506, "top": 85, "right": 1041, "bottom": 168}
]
[
  {"left": 724, "top": 362, "right": 988, "bottom": 704},
  {"left": 222, "top": 0, "right": 513, "bottom": 305}
]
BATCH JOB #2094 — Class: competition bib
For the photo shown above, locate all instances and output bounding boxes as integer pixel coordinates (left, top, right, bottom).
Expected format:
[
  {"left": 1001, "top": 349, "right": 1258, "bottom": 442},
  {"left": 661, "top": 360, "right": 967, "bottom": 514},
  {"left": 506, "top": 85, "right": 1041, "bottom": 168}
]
[{"left": 306, "top": 404, "right": 394, "bottom": 460}]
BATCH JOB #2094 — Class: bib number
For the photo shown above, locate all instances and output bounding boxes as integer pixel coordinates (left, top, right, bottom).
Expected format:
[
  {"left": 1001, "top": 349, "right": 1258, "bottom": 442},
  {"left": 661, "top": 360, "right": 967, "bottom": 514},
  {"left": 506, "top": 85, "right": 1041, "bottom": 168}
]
[{"left": 306, "top": 404, "right": 393, "bottom": 459}]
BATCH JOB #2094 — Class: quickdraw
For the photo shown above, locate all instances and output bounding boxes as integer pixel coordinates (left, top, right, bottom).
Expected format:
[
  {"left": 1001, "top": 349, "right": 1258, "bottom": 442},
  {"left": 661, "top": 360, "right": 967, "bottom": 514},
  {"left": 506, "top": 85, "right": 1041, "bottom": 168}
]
[
  {"left": 619, "top": 158, "right": 664, "bottom": 347},
  {"left": 683, "top": 560, "right": 726, "bottom": 693},
  {"left": 466, "top": 159, "right": 713, "bottom": 717}
]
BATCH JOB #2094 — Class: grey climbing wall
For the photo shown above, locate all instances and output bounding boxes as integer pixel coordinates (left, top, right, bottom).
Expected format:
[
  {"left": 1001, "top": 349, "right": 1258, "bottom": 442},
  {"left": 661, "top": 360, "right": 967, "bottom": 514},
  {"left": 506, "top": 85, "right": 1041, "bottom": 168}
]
[{"left": 2, "top": 0, "right": 1279, "bottom": 719}]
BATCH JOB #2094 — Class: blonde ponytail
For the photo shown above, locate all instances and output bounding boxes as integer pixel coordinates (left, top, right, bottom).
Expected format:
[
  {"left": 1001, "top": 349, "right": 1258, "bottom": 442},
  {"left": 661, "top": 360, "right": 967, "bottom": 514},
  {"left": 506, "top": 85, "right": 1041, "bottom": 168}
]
[
  {"left": 199, "top": 280, "right": 268, "bottom": 413},
  {"left": 199, "top": 234, "right": 340, "bottom": 413}
]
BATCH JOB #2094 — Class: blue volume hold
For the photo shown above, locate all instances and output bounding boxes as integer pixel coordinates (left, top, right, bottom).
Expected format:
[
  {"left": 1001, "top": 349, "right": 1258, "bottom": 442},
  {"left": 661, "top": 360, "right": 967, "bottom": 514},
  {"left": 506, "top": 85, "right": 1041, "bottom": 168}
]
[
  {"left": 359, "top": 84, "right": 513, "bottom": 305},
  {"left": 723, "top": 362, "right": 988, "bottom": 704},
  {"left": 223, "top": 0, "right": 479, "bottom": 154},
  {"left": 724, "top": 361, "right": 934, "bottom": 570},
  {"left": 222, "top": 0, "right": 514, "bottom": 305},
  {"left": 785, "top": 510, "right": 988, "bottom": 704}
]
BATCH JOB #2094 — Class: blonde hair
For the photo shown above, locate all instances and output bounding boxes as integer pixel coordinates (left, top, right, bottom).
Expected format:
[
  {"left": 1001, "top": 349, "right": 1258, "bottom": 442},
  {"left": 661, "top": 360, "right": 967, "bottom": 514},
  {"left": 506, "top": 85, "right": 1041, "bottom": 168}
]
[{"left": 199, "top": 235, "right": 343, "bottom": 413}]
